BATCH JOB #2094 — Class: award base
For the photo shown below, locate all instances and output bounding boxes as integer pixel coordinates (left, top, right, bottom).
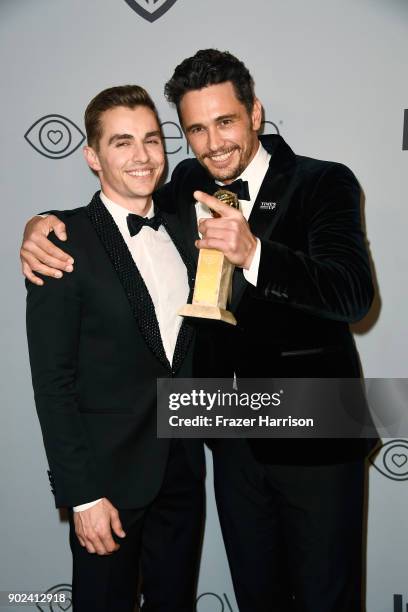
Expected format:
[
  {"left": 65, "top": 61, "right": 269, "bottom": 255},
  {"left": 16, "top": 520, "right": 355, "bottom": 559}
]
[{"left": 178, "top": 303, "right": 237, "bottom": 326}]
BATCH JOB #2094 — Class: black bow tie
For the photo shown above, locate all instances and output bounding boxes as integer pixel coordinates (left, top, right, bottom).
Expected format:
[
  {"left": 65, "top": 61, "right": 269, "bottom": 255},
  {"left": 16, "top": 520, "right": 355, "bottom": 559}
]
[
  {"left": 214, "top": 179, "right": 250, "bottom": 201},
  {"left": 126, "top": 212, "right": 162, "bottom": 237}
]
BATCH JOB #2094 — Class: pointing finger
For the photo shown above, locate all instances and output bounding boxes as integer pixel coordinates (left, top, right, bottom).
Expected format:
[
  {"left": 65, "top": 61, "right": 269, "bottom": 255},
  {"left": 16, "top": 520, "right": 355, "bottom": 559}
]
[{"left": 194, "top": 191, "right": 238, "bottom": 218}]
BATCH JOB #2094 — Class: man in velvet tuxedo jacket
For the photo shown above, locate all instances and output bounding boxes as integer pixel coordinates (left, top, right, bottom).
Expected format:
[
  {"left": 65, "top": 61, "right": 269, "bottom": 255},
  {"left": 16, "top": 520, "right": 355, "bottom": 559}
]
[
  {"left": 25, "top": 85, "right": 204, "bottom": 612},
  {"left": 159, "top": 50, "right": 376, "bottom": 612},
  {"left": 21, "top": 53, "right": 376, "bottom": 612}
]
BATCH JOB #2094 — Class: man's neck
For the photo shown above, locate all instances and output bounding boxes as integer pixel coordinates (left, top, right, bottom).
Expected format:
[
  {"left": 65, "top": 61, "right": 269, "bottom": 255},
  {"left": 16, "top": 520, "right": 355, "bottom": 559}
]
[
  {"left": 100, "top": 190, "right": 153, "bottom": 217},
  {"left": 100, "top": 187, "right": 152, "bottom": 216}
]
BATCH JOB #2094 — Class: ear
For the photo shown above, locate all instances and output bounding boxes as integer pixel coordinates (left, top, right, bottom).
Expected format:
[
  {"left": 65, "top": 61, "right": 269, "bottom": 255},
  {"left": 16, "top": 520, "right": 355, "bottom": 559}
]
[
  {"left": 251, "top": 98, "right": 263, "bottom": 131},
  {"left": 83, "top": 145, "right": 101, "bottom": 173}
]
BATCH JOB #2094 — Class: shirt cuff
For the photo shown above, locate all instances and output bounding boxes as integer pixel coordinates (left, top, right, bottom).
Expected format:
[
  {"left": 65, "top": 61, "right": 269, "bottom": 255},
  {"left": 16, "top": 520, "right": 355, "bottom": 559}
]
[
  {"left": 243, "top": 238, "right": 261, "bottom": 286},
  {"left": 73, "top": 498, "right": 103, "bottom": 512}
]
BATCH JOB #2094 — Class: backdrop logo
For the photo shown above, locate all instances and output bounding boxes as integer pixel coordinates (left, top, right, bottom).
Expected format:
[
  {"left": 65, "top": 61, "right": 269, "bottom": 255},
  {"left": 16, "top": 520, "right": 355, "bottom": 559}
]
[
  {"left": 403, "top": 110, "right": 408, "bottom": 150},
  {"left": 35, "top": 584, "right": 72, "bottom": 611},
  {"left": 369, "top": 439, "right": 408, "bottom": 481},
  {"left": 25, "top": 115, "right": 85, "bottom": 159},
  {"left": 123, "top": 0, "right": 179, "bottom": 22},
  {"left": 196, "top": 592, "right": 235, "bottom": 611},
  {"left": 37, "top": 586, "right": 234, "bottom": 611}
]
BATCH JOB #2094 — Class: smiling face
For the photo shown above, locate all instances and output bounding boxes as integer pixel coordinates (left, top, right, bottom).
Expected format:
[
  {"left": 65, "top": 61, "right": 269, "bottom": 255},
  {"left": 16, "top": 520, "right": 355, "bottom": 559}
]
[
  {"left": 83, "top": 105, "right": 165, "bottom": 213},
  {"left": 179, "top": 81, "right": 262, "bottom": 184}
]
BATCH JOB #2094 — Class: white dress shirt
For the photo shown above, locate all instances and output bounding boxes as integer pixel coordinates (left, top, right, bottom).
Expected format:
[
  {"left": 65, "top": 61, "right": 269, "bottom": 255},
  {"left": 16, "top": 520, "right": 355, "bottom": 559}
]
[
  {"left": 74, "top": 192, "right": 189, "bottom": 512},
  {"left": 195, "top": 141, "right": 271, "bottom": 286}
]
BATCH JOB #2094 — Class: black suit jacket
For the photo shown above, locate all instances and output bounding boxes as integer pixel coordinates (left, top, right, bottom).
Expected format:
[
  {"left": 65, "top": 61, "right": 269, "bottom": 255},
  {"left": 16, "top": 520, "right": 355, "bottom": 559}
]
[
  {"left": 156, "top": 134, "right": 377, "bottom": 464},
  {"left": 26, "top": 192, "right": 204, "bottom": 508}
]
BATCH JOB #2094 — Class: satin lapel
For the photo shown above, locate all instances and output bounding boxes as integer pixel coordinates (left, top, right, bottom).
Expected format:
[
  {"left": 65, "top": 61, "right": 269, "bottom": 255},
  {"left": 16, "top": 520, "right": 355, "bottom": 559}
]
[
  {"left": 87, "top": 193, "right": 171, "bottom": 372},
  {"left": 160, "top": 210, "right": 195, "bottom": 373},
  {"left": 178, "top": 168, "right": 215, "bottom": 265},
  {"left": 160, "top": 210, "right": 196, "bottom": 284},
  {"left": 179, "top": 197, "right": 200, "bottom": 265},
  {"left": 230, "top": 135, "right": 297, "bottom": 311}
]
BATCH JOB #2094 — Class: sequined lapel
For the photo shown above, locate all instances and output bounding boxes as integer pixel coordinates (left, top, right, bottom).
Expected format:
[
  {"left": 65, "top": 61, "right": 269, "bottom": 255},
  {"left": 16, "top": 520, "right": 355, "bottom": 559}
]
[{"left": 87, "top": 193, "right": 171, "bottom": 371}]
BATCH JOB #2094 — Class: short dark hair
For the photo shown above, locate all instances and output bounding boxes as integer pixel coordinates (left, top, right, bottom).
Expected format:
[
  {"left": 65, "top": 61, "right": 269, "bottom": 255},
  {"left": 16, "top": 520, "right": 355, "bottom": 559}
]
[
  {"left": 85, "top": 85, "right": 159, "bottom": 149},
  {"left": 164, "top": 49, "right": 255, "bottom": 117}
]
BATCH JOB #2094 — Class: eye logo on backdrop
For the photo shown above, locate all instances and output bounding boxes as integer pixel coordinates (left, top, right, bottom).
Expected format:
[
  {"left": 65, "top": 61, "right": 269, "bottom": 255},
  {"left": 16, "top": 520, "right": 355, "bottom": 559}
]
[
  {"left": 36, "top": 584, "right": 235, "bottom": 611},
  {"left": 196, "top": 592, "right": 236, "bottom": 611},
  {"left": 25, "top": 115, "right": 85, "bottom": 160},
  {"left": 369, "top": 439, "right": 408, "bottom": 481},
  {"left": 122, "top": 0, "right": 179, "bottom": 22},
  {"left": 35, "top": 584, "right": 72, "bottom": 611}
]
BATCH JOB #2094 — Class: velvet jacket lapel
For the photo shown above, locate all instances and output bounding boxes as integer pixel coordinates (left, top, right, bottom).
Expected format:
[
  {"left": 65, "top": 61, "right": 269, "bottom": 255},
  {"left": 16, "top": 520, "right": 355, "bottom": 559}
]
[
  {"left": 229, "top": 135, "right": 297, "bottom": 311},
  {"left": 87, "top": 192, "right": 194, "bottom": 374}
]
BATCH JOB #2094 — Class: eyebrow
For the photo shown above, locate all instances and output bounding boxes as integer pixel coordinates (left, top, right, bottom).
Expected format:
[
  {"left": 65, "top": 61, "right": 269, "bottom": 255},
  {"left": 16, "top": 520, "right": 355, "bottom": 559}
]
[
  {"left": 145, "top": 130, "right": 162, "bottom": 139},
  {"left": 108, "top": 133, "right": 134, "bottom": 145},
  {"left": 185, "top": 114, "right": 239, "bottom": 133},
  {"left": 216, "top": 113, "right": 239, "bottom": 122},
  {"left": 108, "top": 130, "right": 161, "bottom": 145}
]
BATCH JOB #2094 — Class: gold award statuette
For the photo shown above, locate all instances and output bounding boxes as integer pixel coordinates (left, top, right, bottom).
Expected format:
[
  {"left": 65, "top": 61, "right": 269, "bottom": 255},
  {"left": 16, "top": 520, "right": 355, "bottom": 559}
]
[{"left": 178, "top": 189, "right": 239, "bottom": 326}]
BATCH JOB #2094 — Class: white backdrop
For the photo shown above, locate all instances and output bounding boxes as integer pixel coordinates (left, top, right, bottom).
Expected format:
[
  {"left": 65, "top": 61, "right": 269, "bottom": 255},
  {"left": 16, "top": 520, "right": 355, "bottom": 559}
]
[{"left": 1, "top": 1, "right": 407, "bottom": 610}]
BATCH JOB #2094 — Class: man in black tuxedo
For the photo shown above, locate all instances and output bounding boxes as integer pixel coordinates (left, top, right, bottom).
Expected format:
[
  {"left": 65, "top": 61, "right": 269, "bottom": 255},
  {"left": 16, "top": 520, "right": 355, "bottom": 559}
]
[
  {"left": 160, "top": 49, "right": 376, "bottom": 612},
  {"left": 22, "top": 52, "right": 376, "bottom": 611},
  {"left": 25, "top": 85, "right": 204, "bottom": 612}
]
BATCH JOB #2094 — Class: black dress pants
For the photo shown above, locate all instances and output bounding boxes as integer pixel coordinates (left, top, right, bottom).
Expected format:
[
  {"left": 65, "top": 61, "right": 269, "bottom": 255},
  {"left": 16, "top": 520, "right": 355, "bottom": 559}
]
[
  {"left": 69, "top": 440, "right": 204, "bottom": 612},
  {"left": 213, "top": 440, "right": 366, "bottom": 612}
]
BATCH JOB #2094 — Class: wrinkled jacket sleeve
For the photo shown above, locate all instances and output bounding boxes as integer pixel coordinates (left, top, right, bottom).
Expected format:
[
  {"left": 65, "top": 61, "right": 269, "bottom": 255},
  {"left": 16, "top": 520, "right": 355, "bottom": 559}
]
[
  {"left": 256, "top": 164, "right": 374, "bottom": 323},
  {"left": 26, "top": 232, "right": 103, "bottom": 507}
]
